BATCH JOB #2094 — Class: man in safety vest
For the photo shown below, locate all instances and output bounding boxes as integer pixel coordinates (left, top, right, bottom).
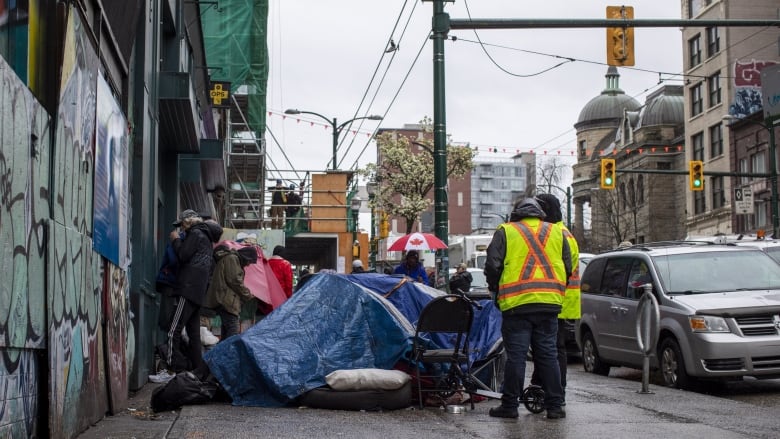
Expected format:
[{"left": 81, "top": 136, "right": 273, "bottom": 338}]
[
  {"left": 484, "top": 197, "right": 572, "bottom": 419},
  {"left": 529, "top": 193, "right": 580, "bottom": 404}
]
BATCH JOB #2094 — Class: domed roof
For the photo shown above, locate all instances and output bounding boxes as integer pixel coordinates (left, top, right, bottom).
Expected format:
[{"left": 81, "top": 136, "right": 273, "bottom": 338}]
[
  {"left": 577, "top": 67, "right": 641, "bottom": 124},
  {"left": 637, "top": 85, "right": 684, "bottom": 127}
]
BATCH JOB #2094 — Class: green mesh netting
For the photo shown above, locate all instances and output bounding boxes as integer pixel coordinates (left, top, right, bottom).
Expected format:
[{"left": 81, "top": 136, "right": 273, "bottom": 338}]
[{"left": 201, "top": 0, "right": 268, "bottom": 137}]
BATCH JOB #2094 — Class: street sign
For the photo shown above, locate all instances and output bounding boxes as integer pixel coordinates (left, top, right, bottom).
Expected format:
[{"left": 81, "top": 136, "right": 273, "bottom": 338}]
[{"left": 734, "top": 187, "right": 754, "bottom": 214}]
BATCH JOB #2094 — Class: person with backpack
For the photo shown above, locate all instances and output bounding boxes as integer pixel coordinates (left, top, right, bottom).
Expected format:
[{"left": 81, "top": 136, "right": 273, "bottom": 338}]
[
  {"left": 204, "top": 245, "right": 258, "bottom": 340},
  {"left": 153, "top": 210, "right": 223, "bottom": 382}
]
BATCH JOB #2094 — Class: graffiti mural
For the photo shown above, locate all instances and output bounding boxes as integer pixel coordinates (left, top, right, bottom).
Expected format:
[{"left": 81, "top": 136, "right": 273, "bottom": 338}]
[
  {"left": 105, "top": 263, "right": 128, "bottom": 414},
  {"left": 729, "top": 59, "right": 778, "bottom": 118},
  {"left": 0, "top": 350, "right": 39, "bottom": 437},
  {"left": 0, "top": 51, "right": 50, "bottom": 437},
  {"left": 47, "top": 6, "right": 108, "bottom": 438},
  {"left": 48, "top": 222, "right": 106, "bottom": 438}
]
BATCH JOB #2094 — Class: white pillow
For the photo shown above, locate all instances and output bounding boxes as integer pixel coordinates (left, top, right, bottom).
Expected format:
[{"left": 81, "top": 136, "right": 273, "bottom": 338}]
[{"left": 325, "top": 369, "right": 411, "bottom": 391}]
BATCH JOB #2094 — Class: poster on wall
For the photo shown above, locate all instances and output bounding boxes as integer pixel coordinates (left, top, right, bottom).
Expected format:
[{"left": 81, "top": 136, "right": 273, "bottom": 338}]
[
  {"left": 729, "top": 59, "right": 778, "bottom": 118},
  {"left": 93, "top": 72, "right": 129, "bottom": 268}
]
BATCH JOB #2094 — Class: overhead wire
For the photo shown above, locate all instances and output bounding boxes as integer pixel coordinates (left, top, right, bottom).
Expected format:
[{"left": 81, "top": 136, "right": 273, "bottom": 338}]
[
  {"left": 338, "top": 1, "right": 422, "bottom": 170},
  {"left": 346, "top": 30, "right": 433, "bottom": 171},
  {"left": 329, "top": 0, "right": 414, "bottom": 170}
]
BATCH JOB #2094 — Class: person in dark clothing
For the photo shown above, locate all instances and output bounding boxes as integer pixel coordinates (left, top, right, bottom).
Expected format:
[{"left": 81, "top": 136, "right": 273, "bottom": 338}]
[
  {"left": 449, "top": 263, "right": 473, "bottom": 294},
  {"left": 163, "top": 210, "right": 223, "bottom": 373},
  {"left": 393, "top": 250, "right": 429, "bottom": 284},
  {"left": 155, "top": 231, "right": 183, "bottom": 331},
  {"left": 204, "top": 245, "right": 257, "bottom": 340},
  {"left": 285, "top": 184, "right": 303, "bottom": 217},
  {"left": 269, "top": 179, "right": 287, "bottom": 229}
]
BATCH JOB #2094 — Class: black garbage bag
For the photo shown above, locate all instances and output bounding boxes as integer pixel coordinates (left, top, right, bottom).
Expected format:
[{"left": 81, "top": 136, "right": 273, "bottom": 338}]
[{"left": 151, "top": 371, "right": 219, "bottom": 412}]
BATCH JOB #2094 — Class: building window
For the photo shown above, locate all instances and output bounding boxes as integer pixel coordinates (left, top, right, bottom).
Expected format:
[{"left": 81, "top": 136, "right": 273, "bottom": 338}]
[
  {"left": 637, "top": 175, "right": 644, "bottom": 204},
  {"left": 694, "top": 191, "right": 706, "bottom": 215},
  {"left": 457, "top": 192, "right": 463, "bottom": 207},
  {"left": 688, "top": 35, "right": 701, "bottom": 68},
  {"left": 756, "top": 201, "right": 768, "bottom": 228},
  {"left": 751, "top": 152, "right": 766, "bottom": 175},
  {"left": 709, "top": 123, "right": 723, "bottom": 158},
  {"left": 739, "top": 158, "right": 749, "bottom": 185},
  {"left": 708, "top": 72, "right": 721, "bottom": 107},
  {"left": 691, "top": 83, "right": 703, "bottom": 116},
  {"left": 711, "top": 176, "right": 724, "bottom": 209},
  {"left": 579, "top": 140, "right": 587, "bottom": 157},
  {"left": 706, "top": 27, "right": 720, "bottom": 57},
  {"left": 689, "top": 0, "right": 713, "bottom": 18},
  {"left": 692, "top": 132, "right": 704, "bottom": 161}
]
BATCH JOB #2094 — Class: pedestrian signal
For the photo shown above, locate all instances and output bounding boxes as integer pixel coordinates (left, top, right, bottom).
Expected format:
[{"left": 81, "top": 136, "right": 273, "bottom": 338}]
[
  {"left": 600, "top": 158, "right": 616, "bottom": 189},
  {"left": 606, "top": 6, "right": 635, "bottom": 66},
  {"left": 689, "top": 161, "right": 704, "bottom": 191}
]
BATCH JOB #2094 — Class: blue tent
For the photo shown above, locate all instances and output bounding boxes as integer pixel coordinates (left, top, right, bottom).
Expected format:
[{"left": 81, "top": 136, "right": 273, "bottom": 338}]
[{"left": 205, "top": 273, "right": 502, "bottom": 407}]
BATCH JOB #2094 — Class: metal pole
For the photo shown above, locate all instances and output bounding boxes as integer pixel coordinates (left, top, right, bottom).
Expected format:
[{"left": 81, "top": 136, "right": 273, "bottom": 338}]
[
  {"left": 369, "top": 194, "right": 376, "bottom": 271},
  {"left": 432, "top": 0, "right": 450, "bottom": 285},
  {"left": 331, "top": 117, "right": 338, "bottom": 171},
  {"left": 768, "top": 118, "right": 779, "bottom": 238},
  {"left": 566, "top": 186, "right": 572, "bottom": 229}
]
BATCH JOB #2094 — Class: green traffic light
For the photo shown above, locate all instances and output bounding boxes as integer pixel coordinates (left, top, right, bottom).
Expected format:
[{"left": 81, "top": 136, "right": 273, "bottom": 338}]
[
  {"left": 693, "top": 179, "right": 701, "bottom": 187},
  {"left": 605, "top": 177, "right": 613, "bottom": 185}
]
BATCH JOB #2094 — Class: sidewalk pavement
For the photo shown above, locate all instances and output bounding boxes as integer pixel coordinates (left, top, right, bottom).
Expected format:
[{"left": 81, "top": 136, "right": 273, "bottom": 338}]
[{"left": 76, "top": 366, "right": 779, "bottom": 439}]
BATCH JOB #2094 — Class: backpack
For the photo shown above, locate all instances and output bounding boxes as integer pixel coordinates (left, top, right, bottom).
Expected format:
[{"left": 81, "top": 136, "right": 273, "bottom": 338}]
[{"left": 151, "top": 371, "right": 222, "bottom": 412}]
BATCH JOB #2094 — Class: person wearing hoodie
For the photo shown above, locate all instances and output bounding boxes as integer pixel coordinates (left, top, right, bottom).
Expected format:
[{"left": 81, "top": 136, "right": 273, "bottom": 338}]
[
  {"left": 529, "top": 193, "right": 580, "bottom": 405},
  {"left": 268, "top": 245, "right": 294, "bottom": 299},
  {"left": 204, "top": 245, "right": 257, "bottom": 340},
  {"left": 161, "top": 210, "right": 223, "bottom": 374},
  {"left": 484, "top": 197, "right": 571, "bottom": 420}
]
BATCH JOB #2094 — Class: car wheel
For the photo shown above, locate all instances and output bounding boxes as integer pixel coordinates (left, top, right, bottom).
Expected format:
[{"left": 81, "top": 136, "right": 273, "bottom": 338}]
[
  {"left": 581, "top": 331, "right": 610, "bottom": 376},
  {"left": 658, "top": 337, "right": 695, "bottom": 389}
]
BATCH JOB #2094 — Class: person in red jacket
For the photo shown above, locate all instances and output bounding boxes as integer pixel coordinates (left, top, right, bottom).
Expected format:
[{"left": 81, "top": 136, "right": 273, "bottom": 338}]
[{"left": 269, "top": 245, "right": 293, "bottom": 298}]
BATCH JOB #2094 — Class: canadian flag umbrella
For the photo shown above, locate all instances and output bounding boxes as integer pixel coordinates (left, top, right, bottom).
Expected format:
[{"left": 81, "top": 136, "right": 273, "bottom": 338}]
[{"left": 387, "top": 232, "right": 448, "bottom": 252}]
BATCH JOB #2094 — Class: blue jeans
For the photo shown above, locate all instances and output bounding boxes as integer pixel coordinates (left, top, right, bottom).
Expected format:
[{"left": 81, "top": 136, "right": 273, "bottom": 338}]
[{"left": 500, "top": 311, "right": 564, "bottom": 409}]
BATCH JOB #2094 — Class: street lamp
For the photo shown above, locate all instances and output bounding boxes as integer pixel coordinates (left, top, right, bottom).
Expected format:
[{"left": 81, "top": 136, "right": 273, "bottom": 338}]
[
  {"left": 284, "top": 109, "right": 383, "bottom": 170},
  {"left": 366, "top": 180, "right": 378, "bottom": 271},
  {"left": 723, "top": 114, "right": 779, "bottom": 238},
  {"left": 350, "top": 195, "right": 362, "bottom": 258}
]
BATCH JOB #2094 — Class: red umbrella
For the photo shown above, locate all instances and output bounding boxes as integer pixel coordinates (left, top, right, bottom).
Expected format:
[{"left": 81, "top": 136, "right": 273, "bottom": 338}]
[{"left": 387, "top": 232, "right": 448, "bottom": 252}]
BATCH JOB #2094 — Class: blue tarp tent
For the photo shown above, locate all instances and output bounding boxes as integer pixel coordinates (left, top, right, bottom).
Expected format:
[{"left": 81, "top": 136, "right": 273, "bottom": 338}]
[{"left": 204, "top": 273, "right": 502, "bottom": 407}]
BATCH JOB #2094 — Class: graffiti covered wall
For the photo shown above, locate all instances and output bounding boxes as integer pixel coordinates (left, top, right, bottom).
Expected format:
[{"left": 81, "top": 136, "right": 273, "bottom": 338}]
[
  {"left": 47, "top": 7, "right": 109, "bottom": 438},
  {"left": 0, "top": 53, "right": 50, "bottom": 438}
]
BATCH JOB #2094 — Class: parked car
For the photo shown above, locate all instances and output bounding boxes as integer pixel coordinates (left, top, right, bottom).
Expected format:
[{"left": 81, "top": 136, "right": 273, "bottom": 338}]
[{"left": 576, "top": 241, "right": 780, "bottom": 389}]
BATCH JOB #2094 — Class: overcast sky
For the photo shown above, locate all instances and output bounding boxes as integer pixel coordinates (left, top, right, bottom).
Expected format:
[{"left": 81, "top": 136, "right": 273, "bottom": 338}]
[{"left": 264, "top": 0, "right": 683, "bottom": 179}]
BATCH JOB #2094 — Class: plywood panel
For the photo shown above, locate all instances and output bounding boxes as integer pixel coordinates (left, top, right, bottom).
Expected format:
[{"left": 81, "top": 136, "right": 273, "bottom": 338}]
[{"left": 311, "top": 173, "right": 348, "bottom": 233}]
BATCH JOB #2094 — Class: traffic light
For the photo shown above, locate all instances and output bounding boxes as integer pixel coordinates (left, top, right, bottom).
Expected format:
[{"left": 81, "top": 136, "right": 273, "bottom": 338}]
[
  {"left": 600, "top": 158, "right": 616, "bottom": 189},
  {"left": 606, "top": 6, "right": 635, "bottom": 66},
  {"left": 689, "top": 161, "right": 704, "bottom": 191},
  {"left": 379, "top": 212, "right": 389, "bottom": 239}
]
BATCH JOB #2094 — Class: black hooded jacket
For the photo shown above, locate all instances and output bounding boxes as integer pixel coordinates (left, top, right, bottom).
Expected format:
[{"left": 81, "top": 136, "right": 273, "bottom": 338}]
[
  {"left": 172, "top": 221, "right": 223, "bottom": 305},
  {"left": 484, "top": 198, "right": 571, "bottom": 314}
]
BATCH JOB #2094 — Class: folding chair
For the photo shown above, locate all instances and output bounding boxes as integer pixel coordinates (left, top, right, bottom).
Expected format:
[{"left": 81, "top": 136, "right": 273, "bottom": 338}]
[{"left": 411, "top": 294, "right": 475, "bottom": 409}]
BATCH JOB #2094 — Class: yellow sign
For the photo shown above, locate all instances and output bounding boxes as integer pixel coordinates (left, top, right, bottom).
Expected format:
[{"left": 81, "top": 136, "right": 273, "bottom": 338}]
[{"left": 209, "top": 81, "right": 231, "bottom": 107}]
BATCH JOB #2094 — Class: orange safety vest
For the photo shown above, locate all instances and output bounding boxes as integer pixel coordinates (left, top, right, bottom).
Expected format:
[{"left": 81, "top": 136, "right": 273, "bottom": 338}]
[{"left": 496, "top": 218, "right": 567, "bottom": 312}]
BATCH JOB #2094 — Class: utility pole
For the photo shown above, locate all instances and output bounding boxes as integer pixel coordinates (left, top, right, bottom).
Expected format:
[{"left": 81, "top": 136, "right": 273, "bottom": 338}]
[{"left": 426, "top": 0, "right": 451, "bottom": 285}]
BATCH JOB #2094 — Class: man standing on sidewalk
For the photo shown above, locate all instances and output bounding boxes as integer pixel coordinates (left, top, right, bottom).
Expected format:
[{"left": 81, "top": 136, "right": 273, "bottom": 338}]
[{"left": 484, "top": 197, "right": 571, "bottom": 419}]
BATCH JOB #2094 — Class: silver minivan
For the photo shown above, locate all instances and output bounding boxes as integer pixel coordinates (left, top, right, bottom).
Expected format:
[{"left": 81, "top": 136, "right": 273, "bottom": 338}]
[{"left": 576, "top": 241, "right": 780, "bottom": 388}]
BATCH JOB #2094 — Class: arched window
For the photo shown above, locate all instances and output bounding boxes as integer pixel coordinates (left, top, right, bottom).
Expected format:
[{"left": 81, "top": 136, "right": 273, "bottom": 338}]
[{"left": 637, "top": 175, "right": 645, "bottom": 204}]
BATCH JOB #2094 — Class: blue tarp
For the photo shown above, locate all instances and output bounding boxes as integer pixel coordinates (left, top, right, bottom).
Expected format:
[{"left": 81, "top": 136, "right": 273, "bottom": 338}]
[{"left": 204, "top": 273, "right": 502, "bottom": 407}]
